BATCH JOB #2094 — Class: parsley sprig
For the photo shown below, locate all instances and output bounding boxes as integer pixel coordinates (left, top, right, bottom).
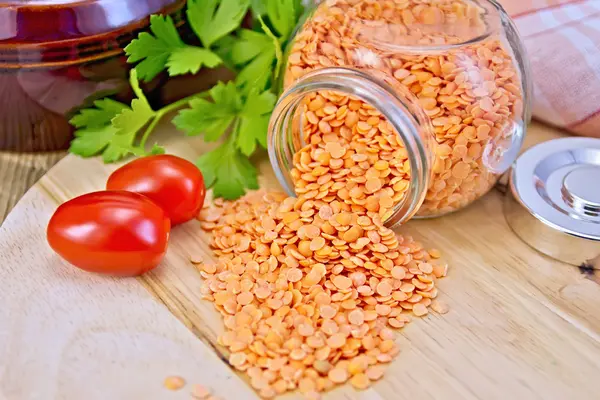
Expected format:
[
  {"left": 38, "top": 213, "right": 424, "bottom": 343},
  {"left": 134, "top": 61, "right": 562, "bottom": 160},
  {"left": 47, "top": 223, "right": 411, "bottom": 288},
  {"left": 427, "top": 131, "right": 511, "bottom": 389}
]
[{"left": 68, "top": 0, "right": 306, "bottom": 199}]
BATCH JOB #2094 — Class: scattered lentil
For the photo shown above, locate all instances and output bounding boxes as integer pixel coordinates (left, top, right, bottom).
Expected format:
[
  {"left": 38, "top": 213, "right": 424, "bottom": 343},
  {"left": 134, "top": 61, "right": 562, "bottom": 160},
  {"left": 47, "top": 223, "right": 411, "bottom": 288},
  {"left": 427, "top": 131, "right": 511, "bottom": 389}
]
[
  {"left": 190, "top": 255, "right": 204, "bottom": 264},
  {"left": 164, "top": 376, "right": 185, "bottom": 391},
  {"left": 191, "top": 384, "right": 211, "bottom": 399},
  {"left": 431, "top": 299, "right": 450, "bottom": 314}
]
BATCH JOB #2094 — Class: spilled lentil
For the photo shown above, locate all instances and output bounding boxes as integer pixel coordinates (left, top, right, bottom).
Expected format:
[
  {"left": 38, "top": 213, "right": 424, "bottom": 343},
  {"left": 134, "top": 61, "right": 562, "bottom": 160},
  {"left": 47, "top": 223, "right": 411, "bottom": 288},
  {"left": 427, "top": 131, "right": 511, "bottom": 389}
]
[
  {"left": 200, "top": 169, "right": 447, "bottom": 399},
  {"left": 163, "top": 376, "right": 186, "bottom": 391},
  {"left": 284, "top": 0, "right": 524, "bottom": 216},
  {"left": 198, "top": 189, "right": 448, "bottom": 399},
  {"left": 191, "top": 384, "right": 212, "bottom": 399},
  {"left": 185, "top": 1, "right": 508, "bottom": 398}
]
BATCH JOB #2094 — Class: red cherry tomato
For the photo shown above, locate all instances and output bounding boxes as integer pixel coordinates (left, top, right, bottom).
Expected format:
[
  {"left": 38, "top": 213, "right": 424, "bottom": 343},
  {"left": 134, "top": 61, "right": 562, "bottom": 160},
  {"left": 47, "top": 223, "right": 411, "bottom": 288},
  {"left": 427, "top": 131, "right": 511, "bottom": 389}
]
[
  {"left": 106, "top": 154, "right": 206, "bottom": 226},
  {"left": 47, "top": 191, "right": 170, "bottom": 276}
]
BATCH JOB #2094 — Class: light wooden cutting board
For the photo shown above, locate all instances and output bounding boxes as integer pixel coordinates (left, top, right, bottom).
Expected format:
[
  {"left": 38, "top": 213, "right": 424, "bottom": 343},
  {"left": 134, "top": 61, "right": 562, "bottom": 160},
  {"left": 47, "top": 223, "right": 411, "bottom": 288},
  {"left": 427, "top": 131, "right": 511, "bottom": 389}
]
[{"left": 1, "top": 122, "right": 599, "bottom": 400}]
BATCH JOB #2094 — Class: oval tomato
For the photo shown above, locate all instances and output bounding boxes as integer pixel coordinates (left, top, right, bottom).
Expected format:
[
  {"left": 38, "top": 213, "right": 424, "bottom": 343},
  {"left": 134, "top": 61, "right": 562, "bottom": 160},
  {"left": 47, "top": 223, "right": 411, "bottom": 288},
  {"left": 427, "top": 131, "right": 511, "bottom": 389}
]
[
  {"left": 106, "top": 155, "right": 206, "bottom": 226},
  {"left": 47, "top": 191, "right": 170, "bottom": 276}
]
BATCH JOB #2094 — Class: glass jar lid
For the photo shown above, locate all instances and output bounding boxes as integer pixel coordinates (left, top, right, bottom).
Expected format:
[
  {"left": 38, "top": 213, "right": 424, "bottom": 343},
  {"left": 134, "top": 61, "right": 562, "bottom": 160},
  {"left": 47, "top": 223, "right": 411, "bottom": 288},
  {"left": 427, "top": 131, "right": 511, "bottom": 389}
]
[{"left": 505, "top": 137, "right": 600, "bottom": 267}]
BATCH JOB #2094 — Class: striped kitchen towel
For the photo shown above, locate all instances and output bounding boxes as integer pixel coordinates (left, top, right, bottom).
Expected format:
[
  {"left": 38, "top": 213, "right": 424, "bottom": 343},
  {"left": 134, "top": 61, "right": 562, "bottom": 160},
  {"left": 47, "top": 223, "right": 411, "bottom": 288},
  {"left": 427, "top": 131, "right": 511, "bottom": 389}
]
[{"left": 502, "top": 0, "right": 600, "bottom": 137}]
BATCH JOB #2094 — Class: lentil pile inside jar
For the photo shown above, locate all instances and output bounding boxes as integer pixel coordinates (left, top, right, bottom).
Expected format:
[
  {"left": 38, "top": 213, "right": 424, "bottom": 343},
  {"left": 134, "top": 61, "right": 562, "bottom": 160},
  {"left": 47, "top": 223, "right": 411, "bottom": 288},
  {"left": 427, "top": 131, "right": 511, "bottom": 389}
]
[
  {"left": 278, "top": 0, "right": 527, "bottom": 219},
  {"left": 195, "top": 0, "right": 528, "bottom": 398}
]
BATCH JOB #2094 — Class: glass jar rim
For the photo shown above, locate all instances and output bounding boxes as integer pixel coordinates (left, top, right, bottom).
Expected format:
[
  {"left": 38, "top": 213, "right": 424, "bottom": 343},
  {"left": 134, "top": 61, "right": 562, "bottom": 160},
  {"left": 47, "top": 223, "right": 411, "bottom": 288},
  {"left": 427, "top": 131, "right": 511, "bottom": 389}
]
[{"left": 268, "top": 67, "right": 433, "bottom": 228}]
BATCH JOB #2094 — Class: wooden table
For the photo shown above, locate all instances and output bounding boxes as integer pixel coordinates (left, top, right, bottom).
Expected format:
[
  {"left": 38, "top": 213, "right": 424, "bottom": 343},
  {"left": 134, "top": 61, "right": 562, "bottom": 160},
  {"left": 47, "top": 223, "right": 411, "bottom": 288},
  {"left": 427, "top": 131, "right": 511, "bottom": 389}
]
[
  {"left": 1, "top": 121, "right": 599, "bottom": 400},
  {"left": 0, "top": 151, "right": 65, "bottom": 223}
]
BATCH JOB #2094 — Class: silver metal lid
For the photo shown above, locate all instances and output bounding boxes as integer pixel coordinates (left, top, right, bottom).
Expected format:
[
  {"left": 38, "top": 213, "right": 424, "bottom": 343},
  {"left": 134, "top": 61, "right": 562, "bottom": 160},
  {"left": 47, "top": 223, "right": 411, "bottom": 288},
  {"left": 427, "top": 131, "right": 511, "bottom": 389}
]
[{"left": 504, "top": 137, "right": 600, "bottom": 268}]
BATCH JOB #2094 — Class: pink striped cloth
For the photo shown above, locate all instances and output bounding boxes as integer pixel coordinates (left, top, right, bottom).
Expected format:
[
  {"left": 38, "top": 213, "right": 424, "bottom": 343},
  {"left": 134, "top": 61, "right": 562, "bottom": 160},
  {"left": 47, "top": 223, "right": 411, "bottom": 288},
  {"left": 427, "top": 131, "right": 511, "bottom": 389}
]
[{"left": 501, "top": 0, "right": 600, "bottom": 137}]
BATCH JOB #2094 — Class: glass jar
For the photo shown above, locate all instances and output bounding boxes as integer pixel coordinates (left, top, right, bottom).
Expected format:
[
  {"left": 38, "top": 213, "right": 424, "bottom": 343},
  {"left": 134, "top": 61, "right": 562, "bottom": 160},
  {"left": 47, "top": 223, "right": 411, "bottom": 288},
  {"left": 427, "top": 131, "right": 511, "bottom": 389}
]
[
  {"left": 268, "top": 0, "right": 532, "bottom": 227},
  {"left": 0, "top": 0, "right": 185, "bottom": 152}
]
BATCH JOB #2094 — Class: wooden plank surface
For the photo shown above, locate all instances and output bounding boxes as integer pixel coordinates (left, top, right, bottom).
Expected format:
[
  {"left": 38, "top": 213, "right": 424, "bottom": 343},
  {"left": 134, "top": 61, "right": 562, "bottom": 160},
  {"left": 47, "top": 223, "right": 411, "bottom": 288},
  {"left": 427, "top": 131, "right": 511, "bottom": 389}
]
[
  {"left": 0, "top": 151, "right": 65, "bottom": 223},
  {"left": 1, "top": 122, "right": 599, "bottom": 400}
]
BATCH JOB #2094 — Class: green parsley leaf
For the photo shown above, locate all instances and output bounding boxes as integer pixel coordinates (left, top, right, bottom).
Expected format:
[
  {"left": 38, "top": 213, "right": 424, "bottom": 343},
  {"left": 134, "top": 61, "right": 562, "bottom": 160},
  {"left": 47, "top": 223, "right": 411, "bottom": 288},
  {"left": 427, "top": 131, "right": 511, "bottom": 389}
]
[
  {"left": 235, "top": 63, "right": 272, "bottom": 93},
  {"left": 187, "top": 0, "right": 250, "bottom": 48},
  {"left": 167, "top": 46, "right": 222, "bottom": 76},
  {"left": 100, "top": 130, "right": 138, "bottom": 163},
  {"left": 250, "top": 0, "right": 267, "bottom": 17},
  {"left": 125, "top": 15, "right": 185, "bottom": 82},
  {"left": 173, "top": 81, "right": 241, "bottom": 140},
  {"left": 196, "top": 138, "right": 259, "bottom": 200},
  {"left": 210, "top": 79, "right": 242, "bottom": 106},
  {"left": 70, "top": 98, "right": 128, "bottom": 128},
  {"left": 112, "top": 98, "right": 154, "bottom": 136},
  {"left": 236, "top": 89, "right": 276, "bottom": 155},
  {"left": 69, "top": 125, "right": 118, "bottom": 158},
  {"left": 69, "top": 96, "right": 137, "bottom": 162},
  {"left": 69, "top": 70, "right": 162, "bottom": 163},
  {"left": 212, "top": 35, "right": 239, "bottom": 69},
  {"left": 112, "top": 70, "right": 155, "bottom": 136},
  {"left": 126, "top": 15, "right": 221, "bottom": 81},
  {"left": 266, "top": 0, "right": 299, "bottom": 40},
  {"left": 69, "top": 125, "right": 138, "bottom": 163},
  {"left": 231, "top": 29, "right": 276, "bottom": 92},
  {"left": 127, "top": 143, "right": 165, "bottom": 157},
  {"left": 231, "top": 29, "right": 272, "bottom": 64},
  {"left": 175, "top": 80, "right": 276, "bottom": 156},
  {"left": 242, "top": 89, "right": 277, "bottom": 122},
  {"left": 150, "top": 144, "right": 167, "bottom": 155}
]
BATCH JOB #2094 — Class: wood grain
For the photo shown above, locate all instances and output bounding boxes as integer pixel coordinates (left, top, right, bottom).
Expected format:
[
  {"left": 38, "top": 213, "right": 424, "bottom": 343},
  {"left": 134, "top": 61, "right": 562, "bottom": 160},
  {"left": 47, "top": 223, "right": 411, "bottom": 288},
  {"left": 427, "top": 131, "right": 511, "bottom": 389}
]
[
  {"left": 1, "top": 122, "right": 599, "bottom": 400},
  {"left": 0, "top": 151, "right": 65, "bottom": 223}
]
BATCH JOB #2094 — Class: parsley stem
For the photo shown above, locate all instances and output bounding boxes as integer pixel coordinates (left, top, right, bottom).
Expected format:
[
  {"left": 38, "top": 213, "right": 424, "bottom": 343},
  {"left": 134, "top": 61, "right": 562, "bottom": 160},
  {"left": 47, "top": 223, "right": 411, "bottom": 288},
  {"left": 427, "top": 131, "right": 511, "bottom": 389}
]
[
  {"left": 160, "top": 91, "right": 210, "bottom": 115},
  {"left": 230, "top": 117, "right": 241, "bottom": 143},
  {"left": 139, "top": 115, "right": 161, "bottom": 148},
  {"left": 258, "top": 16, "right": 283, "bottom": 80},
  {"left": 130, "top": 71, "right": 146, "bottom": 103},
  {"left": 138, "top": 91, "right": 212, "bottom": 148}
]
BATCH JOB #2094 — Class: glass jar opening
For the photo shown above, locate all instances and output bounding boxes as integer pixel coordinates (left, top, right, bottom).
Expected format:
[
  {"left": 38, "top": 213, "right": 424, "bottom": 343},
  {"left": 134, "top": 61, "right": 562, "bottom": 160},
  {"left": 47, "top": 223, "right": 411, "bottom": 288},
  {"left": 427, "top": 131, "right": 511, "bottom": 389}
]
[{"left": 269, "top": 67, "right": 433, "bottom": 228}]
